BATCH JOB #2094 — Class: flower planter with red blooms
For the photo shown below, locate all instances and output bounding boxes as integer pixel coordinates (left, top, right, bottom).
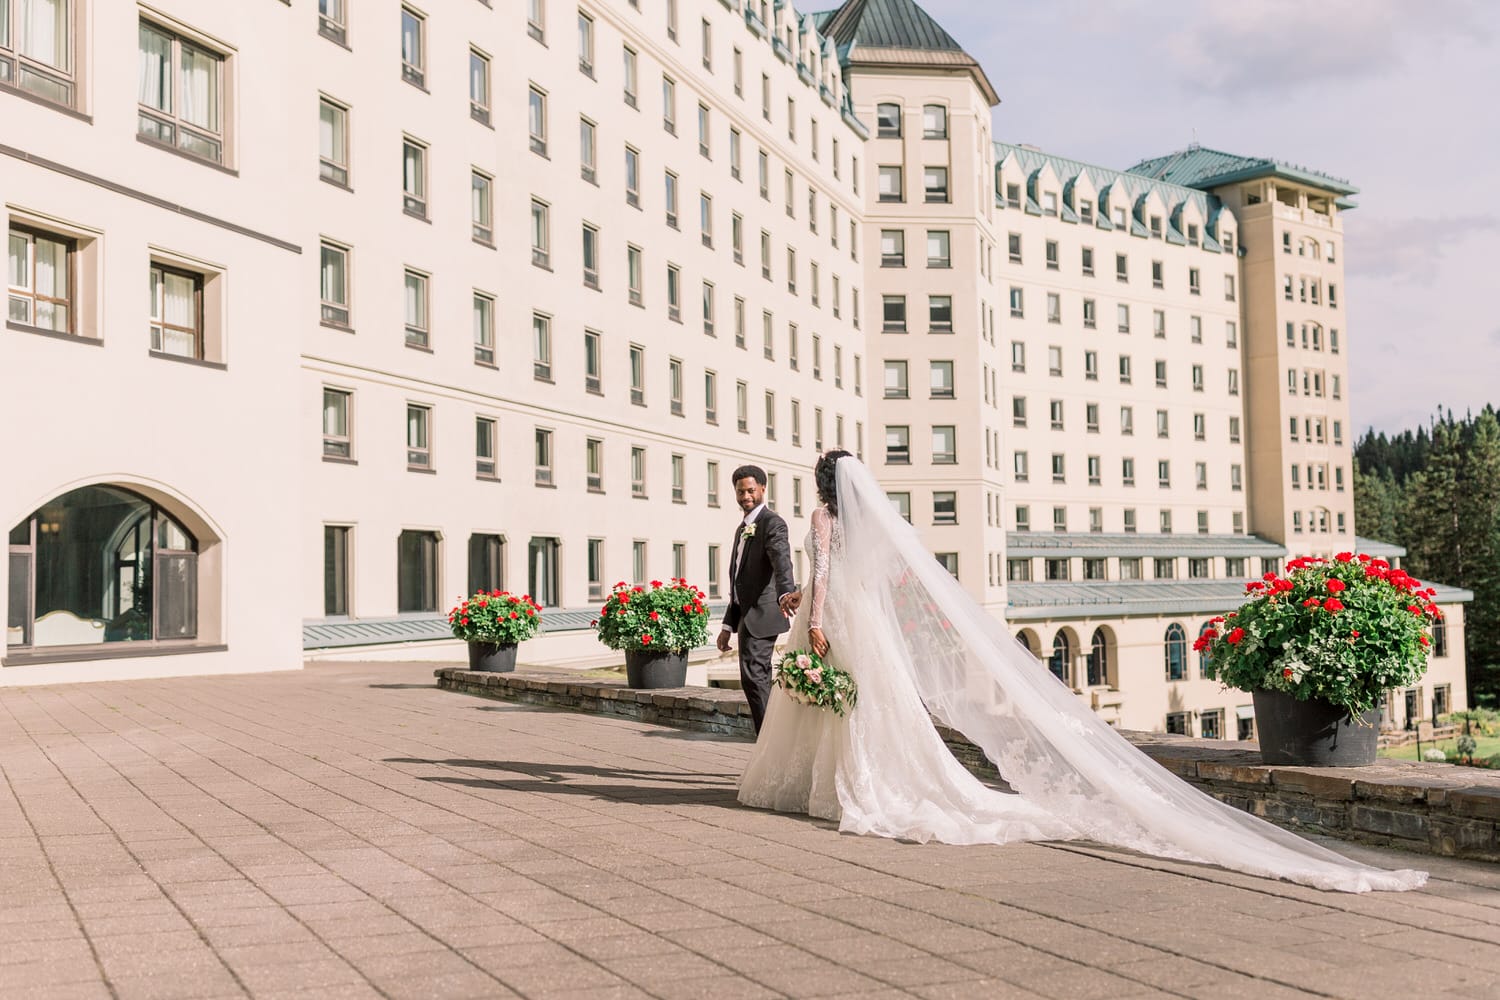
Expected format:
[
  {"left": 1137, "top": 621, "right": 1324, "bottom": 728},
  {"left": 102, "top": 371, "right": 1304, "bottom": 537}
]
[
  {"left": 1198, "top": 552, "right": 1440, "bottom": 766},
  {"left": 591, "top": 579, "right": 710, "bottom": 689},
  {"left": 448, "top": 590, "right": 543, "bottom": 672}
]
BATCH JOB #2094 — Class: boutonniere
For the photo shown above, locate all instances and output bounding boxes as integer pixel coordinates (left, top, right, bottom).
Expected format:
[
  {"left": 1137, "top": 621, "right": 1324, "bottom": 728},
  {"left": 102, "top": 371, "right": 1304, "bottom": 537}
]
[{"left": 741, "top": 523, "right": 757, "bottom": 541}]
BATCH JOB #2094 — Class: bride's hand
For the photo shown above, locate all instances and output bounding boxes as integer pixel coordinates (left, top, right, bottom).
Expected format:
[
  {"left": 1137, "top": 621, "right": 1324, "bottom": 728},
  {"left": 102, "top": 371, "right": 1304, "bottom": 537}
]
[{"left": 809, "top": 627, "right": 828, "bottom": 657}]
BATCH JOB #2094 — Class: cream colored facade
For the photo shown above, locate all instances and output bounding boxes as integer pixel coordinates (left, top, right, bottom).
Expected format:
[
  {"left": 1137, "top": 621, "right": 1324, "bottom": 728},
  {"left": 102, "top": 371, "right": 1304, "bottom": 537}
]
[{"left": 1, "top": 0, "right": 1470, "bottom": 738}]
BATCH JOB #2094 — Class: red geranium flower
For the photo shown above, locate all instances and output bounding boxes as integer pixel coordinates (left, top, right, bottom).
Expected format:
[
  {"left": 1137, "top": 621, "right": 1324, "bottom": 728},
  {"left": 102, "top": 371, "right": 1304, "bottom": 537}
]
[
  {"left": 641, "top": 634, "right": 652, "bottom": 645},
  {"left": 1325, "top": 578, "right": 1346, "bottom": 593},
  {"left": 1302, "top": 597, "right": 1322, "bottom": 608},
  {"left": 648, "top": 611, "right": 660, "bottom": 621},
  {"left": 1335, "top": 552, "right": 1354, "bottom": 563},
  {"left": 1283, "top": 668, "right": 1294, "bottom": 678},
  {"left": 1323, "top": 598, "right": 1345, "bottom": 613},
  {"left": 1227, "top": 627, "right": 1245, "bottom": 645},
  {"left": 1351, "top": 630, "right": 1360, "bottom": 637},
  {"left": 1407, "top": 604, "right": 1422, "bottom": 616},
  {"left": 1419, "top": 635, "right": 1430, "bottom": 647}
]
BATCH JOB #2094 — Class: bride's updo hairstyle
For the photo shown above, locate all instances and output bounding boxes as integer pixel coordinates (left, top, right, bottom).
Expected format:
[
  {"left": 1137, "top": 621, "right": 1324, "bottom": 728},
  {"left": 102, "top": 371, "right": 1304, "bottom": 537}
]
[{"left": 815, "top": 449, "right": 854, "bottom": 515}]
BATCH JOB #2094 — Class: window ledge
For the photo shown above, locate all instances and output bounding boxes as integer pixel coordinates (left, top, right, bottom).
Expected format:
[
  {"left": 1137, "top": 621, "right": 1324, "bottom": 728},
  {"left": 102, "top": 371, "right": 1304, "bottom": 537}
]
[
  {"left": 0, "top": 83, "right": 91, "bottom": 122},
  {"left": 477, "top": 475, "right": 501, "bottom": 483},
  {"left": 322, "top": 455, "right": 359, "bottom": 466},
  {"left": 7, "top": 321, "right": 100, "bottom": 345},
  {"left": 320, "top": 320, "right": 354, "bottom": 334},
  {"left": 475, "top": 359, "right": 498, "bottom": 370},
  {"left": 3, "top": 643, "right": 227, "bottom": 667},
  {"left": 473, "top": 238, "right": 496, "bottom": 250},
  {"left": 149, "top": 349, "right": 226, "bottom": 371},
  {"left": 405, "top": 342, "right": 434, "bottom": 354},
  {"left": 136, "top": 134, "right": 237, "bottom": 176},
  {"left": 402, "top": 208, "right": 432, "bottom": 224},
  {"left": 319, "top": 175, "right": 353, "bottom": 193},
  {"left": 407, "top": 466, "right": 437, "bottom": 475}
]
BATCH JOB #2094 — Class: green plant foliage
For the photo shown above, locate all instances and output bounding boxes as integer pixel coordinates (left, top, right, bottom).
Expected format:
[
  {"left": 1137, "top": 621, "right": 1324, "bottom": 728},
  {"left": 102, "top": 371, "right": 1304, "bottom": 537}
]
[
  {"left": 592, "top": 579, "right": 709, "bottom": 653},
  {"left": 448, "top": 590, "right": 542, "bottom": 644},
  {"left": 1199, "top": 552, "right": 1440, "bottom": 719}
]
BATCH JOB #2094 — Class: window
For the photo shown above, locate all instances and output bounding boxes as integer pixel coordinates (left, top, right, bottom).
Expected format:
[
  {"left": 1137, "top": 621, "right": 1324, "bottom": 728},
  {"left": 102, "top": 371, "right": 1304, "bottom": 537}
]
[
  {"left": 1192, "top": 364, "right": 1205, "bottom": 392},
  {"left": 929, "top": 295, "right": 953, "bottom": 333},
  {"left": 1008, "top": 233, "right": 1022, "bottom": 264},
  {"left": 3, "top": 0, "right": 73, "bottom": 105},
  {"left": 1121, "top": 457, "right": 1135, "bottom": 486},
  {"left": 475, "top": 417, "right": 498, "bottom": 480},
  {"left": 697, "top": 103, "right": 711, "bottom": 158},
  {"left": 577, "top": 11, "right": 594, "bottom": 75},
  {"left": 400, "top": 270, "right": 428, "bottom": 348},
  {"left": 405, "top": 403, "right": 432, "bottom": 470},
  {"left": 528, "top": 86, "right": 548, "bottom": 154},
  {"left": 1007, "top": 559, "right": 1031, "bottom": 583},
  {"left": 880, "top": 229, "right": 905, "bottom": 267},
  {"left": 629, "top": 344, "right": 646, "bottom": 405},
  {"left": 631, "top": 447, "right": 646, "bottom": 497},
  {"left": 1118, "top": 355, "right": 1132, "bottom": 384},
  {"left": 627, "top": 245, "right": 643, "bottom": 305},
  {"left": 764, "top": 391, "right": 776, "bottom": 439},
  {"left": 397, "top": 6, "right": 425, "bottom": 86},
  {"left": 581, "top": 330, "right": 602, "bottom": 394},
  {"left": 1009, "top": 287, "right": 1024, "bottom": 318},
  {"left": 582, "top": 223, "right": 600, "bottom": 288},
  {"left": 1154, "top": 360, "right": 1168, "bottom": 388},
  {"left": 1047, "top": 293, "right": 1061, "bottom": 324},
  {"left": 530, "top": 312, "right": 552, "bottom": 379},
  {"left": 324, "top": 524, "right": 350, "bottom": 617},
  {"left": 935, "top": 553, "right": 959, "bottom": 579},
  {"left": 471, "top": 170, "right": 494, "bottom": 244},
  {"left": 530, "top": 199, "right": 551, "bottom": 267},
  {"left": 396, "top": 137, "right": 430, "bottom": 219},
  {"left": 1117, "top": 304, "right": 1130, "bottom": 334},
  {"left": 882, "top": 295, "right": 907, "bottom": 332},
  {"left": 1082, "top": 299, "right": 1096, "bottom": 329},
  {"left": 1115, "top": 254, "right": 1127, "bottom": 282},
  {"left": 878, "top": 166, "right": 903, "bottom": 202},
  {"left": 876, "top": 102, "right": 901, "bottom": 137},
  {"left": 473, "top": 292, "right": 495, "bottom": 365},
  {"left": 1085, "top": 402, "right": 1100, "bottom": 432},
  {"left": 1164, "top": 624, "right": 1187, "bottom": 681},
  {"left": 884, "top": 361, "right": 909, "bottom": 399},
  {"left": 1165, "top": 712, "right": 1189, "bottom": 736},
  {"left": 322, "top": 388, "right": 351, "bottom": 459},
  {"left": 704, "top": 370, "right": 718, "bottom": 423},
  {"left": 318, "top": 98, "right": 350, "bottom": 187},
  {"left": 930, "top": 361, "right": 954, "bottom": 399},
  {"left": 1011, "top": 341, "right": 1025, "bottom": 373},
  {"left": 702, "top": 281, "right": 716, "bottom": 336},
  {"left": 534, "top": 428, "right": 554, "bottom": 485},
  {"left": 1046, "top": 557, "right": 1069, "bottom": 581},
  {"left": 886, "top": 425, "right": 910, "bottom": 464},
  {"left": 932, "top": 426, "right": 956, "bottom": 464},
  {"left": 148, "top": 263, "right": 204, "bottom": 359},
  {"left": 926, "top": 230, "right": 951, "bottom": 268},
  {"left": 661, "top": 75, "right": 676, "bottom": 133},
  {"left": 1227, "top": 369, "right": 1240, "bottom": 395},
  {"left": 584, "top": 538, "right": 604, "bottom": 600},
  {"left": 665, "top": 0, "right": 678, "bottom": 40},
  {"left": 1120, "top": 406, "right": 1134, "bottom": 436},
  {"left": 1048, "top": 346, "right": 1063, "bottom": 377},
  {"left": 622, "top": 45, "right": 638, "bottom": 106},
  {"left": 736, "top": 381, "right": 749, "bottom": 432},
  {"left": 528, "top": 0, "right": 545, "bottom": 40},
  {"left": 1225, "top": 274, "right": 1236, "bottom": 301},
  {"left": 579, "top": 117, "right": 597, "bottom": 183},
  {"left": 666, "top": 263, "right": 681, "bottom": 321},
  {"left": 923, "top": 167, "right": 948, "bottom": 203},
  {"left": 138, "top": 19, "right": 227, "bottom": 164},
  {"left": 470, "top": 48, "right": 491, "bottom": 123},
  {"left": 1081, "top": 246, "right": 1094, "bottom": 275},
  {"left": 7, "top": 226, "right": 73, "bottom": 335},
  {"left": 528, "top": 537, "right": 559, "bottom": 607},
  {"left": 759, "top": 230, "right": 770, "bottom": 278},
  {"left": 1151, "top": 260, "right": 1163, "bottom": 288}
]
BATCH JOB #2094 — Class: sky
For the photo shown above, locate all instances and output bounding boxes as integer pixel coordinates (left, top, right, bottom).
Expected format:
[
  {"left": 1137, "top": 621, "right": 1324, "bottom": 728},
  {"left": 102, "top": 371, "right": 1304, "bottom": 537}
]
[{"left": 913, "top": 0, "right": 1499, "bottom": 437}]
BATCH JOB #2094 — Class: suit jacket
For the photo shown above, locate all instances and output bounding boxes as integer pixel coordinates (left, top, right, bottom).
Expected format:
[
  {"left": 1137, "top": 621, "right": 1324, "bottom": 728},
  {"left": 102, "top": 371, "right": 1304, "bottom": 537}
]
[{"left": 722, "top": 506, "right": 796, "bottom": 639}]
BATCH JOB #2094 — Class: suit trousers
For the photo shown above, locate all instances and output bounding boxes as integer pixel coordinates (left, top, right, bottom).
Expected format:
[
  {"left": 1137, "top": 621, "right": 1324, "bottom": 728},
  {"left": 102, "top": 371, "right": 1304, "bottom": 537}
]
[{"left": 737, "top": 626, "right": 777, "bottom": 734}]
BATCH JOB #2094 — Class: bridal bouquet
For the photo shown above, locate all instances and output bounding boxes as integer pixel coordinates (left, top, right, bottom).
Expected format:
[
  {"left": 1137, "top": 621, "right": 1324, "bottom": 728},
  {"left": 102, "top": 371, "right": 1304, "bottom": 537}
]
[
  {"left": 774, "top": 649, "right": 858, "bottom": 717},
  {"left": 448, "top": 590, "right": 543, "bottom": 643},
  {"left": 1198, "top": 553, "right": 1439, "bottom": 719}
]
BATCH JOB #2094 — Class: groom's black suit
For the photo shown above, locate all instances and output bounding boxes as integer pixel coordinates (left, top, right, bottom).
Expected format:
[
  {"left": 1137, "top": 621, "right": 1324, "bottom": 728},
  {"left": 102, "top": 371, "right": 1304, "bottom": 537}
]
[{"left": 723, "top": 505, "right": 796, "bottom": 733}]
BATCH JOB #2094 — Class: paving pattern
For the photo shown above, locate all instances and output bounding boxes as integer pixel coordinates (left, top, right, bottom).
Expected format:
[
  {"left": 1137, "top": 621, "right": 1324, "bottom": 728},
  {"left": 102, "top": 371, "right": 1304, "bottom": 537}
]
[{"left": 3, "top": 660, "right": 1500, "bottom": 999}]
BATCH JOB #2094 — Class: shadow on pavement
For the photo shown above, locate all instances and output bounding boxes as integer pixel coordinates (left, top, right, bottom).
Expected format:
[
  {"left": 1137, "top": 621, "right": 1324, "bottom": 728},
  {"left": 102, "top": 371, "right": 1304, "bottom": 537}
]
[{"left": 384, "top": 757, "right": 739, "bottom": 785}]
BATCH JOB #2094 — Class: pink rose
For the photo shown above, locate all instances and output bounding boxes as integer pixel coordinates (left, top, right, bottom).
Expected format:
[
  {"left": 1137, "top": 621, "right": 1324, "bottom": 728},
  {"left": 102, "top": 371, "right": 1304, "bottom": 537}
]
[{"left": 805, "top": 668, "right": 823, "bottom": 685}]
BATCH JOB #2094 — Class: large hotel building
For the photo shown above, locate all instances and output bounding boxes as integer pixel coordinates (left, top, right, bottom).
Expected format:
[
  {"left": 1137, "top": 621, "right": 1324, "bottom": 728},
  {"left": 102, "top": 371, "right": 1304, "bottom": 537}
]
[{"left": 1, "top": 0, "right": 1470, "bottom": 734}]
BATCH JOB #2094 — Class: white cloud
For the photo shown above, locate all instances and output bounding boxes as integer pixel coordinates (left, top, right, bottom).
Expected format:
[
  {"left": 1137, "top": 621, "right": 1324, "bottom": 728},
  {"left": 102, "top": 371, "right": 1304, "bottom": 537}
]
[{"left": 1346, "top": 215, "right": 1499, "bottom": 283}]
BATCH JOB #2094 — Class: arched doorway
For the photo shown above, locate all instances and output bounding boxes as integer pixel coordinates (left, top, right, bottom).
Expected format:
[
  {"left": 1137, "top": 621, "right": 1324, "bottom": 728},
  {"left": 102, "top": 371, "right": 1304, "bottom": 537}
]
[
  {"left": 8, "top": 486, "right": 199, "bottom": 650},
  {"left": 1049, "top": 631, "right": 1072, "bottom": 685},
  {"left": 1087, "top": 626, "right": 1113, "bottom": 687}
]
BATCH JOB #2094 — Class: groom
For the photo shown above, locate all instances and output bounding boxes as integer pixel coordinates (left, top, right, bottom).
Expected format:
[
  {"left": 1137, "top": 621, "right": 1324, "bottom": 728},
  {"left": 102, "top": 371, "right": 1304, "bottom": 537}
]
[{"left": 717, "top": 465, "right": 796, "bottom": 734}]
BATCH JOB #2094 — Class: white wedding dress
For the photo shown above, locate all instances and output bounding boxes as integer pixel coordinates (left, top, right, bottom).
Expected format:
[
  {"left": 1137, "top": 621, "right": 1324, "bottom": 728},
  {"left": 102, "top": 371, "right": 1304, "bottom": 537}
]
[{"left": 738, "top": 457, "right": 1427, "bottom": 893}]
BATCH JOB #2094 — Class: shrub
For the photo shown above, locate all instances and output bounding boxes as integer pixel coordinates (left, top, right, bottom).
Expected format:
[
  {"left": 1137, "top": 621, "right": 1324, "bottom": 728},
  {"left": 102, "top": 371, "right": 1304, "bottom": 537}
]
[{"left": 592, "top": 579, "right": 709, "bottom": 654}]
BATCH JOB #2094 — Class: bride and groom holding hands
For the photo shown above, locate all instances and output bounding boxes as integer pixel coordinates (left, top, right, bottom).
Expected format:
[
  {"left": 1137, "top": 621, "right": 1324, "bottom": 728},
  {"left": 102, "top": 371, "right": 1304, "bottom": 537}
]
[{"left": 716, "top": 450, "right": 1427, "bottom": 894}]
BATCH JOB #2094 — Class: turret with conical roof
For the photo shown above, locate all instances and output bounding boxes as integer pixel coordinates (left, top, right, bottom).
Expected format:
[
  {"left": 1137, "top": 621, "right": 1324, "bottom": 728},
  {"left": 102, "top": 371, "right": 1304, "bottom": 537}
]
[{"left": 814, "top": 0, "right": 999, "bottom": 104}]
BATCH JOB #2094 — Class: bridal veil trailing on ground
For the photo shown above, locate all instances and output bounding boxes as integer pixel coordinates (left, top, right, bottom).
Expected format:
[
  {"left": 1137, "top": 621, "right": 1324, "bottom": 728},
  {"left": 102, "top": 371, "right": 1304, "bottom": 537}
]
[{"left": 821, "top": 457, "right": 1426, "bottom": 893}]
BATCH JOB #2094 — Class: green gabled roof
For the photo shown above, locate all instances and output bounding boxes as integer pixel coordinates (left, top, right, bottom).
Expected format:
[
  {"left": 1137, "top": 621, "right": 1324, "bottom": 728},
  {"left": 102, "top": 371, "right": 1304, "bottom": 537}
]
[
  {"left": 1127, "top": 145, "right": 1358, "bottom": 199},
  {"left": 820, "top": 0, "right": 964, "bottom": 52},
  {"left": 813, "top": 0, "right": 1000, "bottom": 104}
]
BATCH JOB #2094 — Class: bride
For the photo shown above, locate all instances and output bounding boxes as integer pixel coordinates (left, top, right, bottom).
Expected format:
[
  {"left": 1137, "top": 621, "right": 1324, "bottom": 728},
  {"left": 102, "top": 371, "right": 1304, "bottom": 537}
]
[{"left": 738, "top": 451, "right": 1426, "bottom": 893}]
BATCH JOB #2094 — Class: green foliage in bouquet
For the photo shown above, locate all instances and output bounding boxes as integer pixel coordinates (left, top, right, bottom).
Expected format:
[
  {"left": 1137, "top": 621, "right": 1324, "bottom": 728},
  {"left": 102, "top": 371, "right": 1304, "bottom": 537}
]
[
  {"left": 448, "top": 590, "right": 542, "bottom": 644},
  {"left": 1198, "top": 552, "right": 1440, "bottom": 719},
  {"left": 774, "top": 649, "right": 858, "bottom": 716},
  {"left": 592, "top": 579, "right": 709, "bottom": 653}
]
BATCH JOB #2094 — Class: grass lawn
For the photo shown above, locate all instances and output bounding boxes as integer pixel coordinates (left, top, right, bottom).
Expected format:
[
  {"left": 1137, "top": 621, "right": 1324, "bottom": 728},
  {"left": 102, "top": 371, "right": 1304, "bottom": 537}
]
[{"left": 1379, "top": 731, "right": 1500, "bottom": 762}]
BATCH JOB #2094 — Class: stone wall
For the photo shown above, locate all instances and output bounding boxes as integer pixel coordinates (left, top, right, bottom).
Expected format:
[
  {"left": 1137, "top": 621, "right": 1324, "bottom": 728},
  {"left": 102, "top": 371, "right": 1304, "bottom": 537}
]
[{"left": 435, "top": 668, "right": 1500, "bottom": 862}]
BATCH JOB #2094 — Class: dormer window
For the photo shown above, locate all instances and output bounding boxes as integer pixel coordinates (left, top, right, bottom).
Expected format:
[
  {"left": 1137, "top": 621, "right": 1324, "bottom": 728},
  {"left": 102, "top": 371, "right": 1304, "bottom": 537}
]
[{"left": 1042, "top": 192, "right": 1057, "bottom": 216}]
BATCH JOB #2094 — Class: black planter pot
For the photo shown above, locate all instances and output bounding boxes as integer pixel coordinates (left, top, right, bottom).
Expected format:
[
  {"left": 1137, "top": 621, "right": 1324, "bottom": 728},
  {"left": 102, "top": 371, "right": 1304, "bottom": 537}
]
[
  {"left": 1252, "top": 688, "right": 1380, "bottom": 767},
  {"left": 624, "top": 648, "right": 688, "bottom": 689},
  {"left": 467, "top": 641, "right": 518, "bottom": 673}
]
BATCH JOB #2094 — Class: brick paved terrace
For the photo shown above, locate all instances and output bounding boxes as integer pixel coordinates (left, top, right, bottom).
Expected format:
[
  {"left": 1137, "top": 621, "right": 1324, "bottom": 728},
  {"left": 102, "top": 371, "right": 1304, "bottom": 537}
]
[{"left": 3, "top": 661, "right": 1500, "bottom": 1000}]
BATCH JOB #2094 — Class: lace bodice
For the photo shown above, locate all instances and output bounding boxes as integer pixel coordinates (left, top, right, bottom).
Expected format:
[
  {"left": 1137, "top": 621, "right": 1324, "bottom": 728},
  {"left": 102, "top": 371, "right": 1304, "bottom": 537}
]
[{"left": 804, "top": 505, "right": 843, "bottom": 629}]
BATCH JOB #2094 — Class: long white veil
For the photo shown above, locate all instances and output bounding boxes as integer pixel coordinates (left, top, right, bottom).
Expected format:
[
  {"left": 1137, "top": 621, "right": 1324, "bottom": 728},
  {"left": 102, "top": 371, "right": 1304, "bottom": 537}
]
[{"left": 832, "top": 457, "right": 1425, "bottom": 893}]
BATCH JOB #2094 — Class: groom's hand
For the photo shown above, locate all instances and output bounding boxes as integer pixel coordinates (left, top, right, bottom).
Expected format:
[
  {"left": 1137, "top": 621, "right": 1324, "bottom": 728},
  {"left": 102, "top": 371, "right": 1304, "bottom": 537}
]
[
  {"left": 779, "top": 591, "right": 801, "bottom": 617},
  {"left": 716, "top": 628, "right": 732, "bottom": 653}
]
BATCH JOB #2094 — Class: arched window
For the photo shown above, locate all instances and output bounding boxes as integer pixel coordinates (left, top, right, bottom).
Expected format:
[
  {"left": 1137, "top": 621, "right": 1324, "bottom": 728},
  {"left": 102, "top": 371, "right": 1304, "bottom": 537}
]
[
  {"left": 875, "top": 102, "right": 901, "bottom": 138},
  {"left": 8, "top": 486, "right": 198, "bottom": 650},
  {"left": 1049, "top": 631, "right": 1071, "bottom": 685},
  {"left": 1087, "top": 627, "right": 1109, "bottom": 687},
  {"left": 1015, "top": 629, "right": 1040, "bottom": 657},
  {"left": 1164, "top": 623, "right": 1187, "bottom": 681},
  {"left": 1433, "top": 618, "right": 1448, "bottom": 657},
  {"left": 1198, "top": 622, "right": 1216, "bottom": 677}
]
